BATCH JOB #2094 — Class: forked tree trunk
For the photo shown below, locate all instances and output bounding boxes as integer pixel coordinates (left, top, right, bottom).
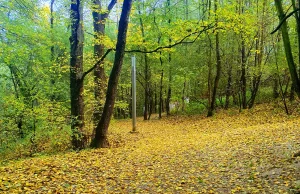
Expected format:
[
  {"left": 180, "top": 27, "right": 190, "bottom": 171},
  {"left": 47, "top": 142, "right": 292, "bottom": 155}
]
[
  {"left": 92, "top": 0, "right": 116, "bottom": 130},
  {"left": 91, "top": 0, "right": 133, "bottom": 148}
]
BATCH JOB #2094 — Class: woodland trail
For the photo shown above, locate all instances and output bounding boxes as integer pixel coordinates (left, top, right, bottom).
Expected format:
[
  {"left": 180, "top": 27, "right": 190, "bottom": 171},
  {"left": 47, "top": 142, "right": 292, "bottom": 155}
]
[{"left": 1, "top": 105, "right": 300, "bottom": 193}]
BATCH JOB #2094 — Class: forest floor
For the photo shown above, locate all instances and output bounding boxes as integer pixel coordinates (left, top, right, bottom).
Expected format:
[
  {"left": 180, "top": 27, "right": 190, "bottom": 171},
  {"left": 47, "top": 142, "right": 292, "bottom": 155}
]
[{"left": 1, "top": 104, "right": 300, "bottom": 193}]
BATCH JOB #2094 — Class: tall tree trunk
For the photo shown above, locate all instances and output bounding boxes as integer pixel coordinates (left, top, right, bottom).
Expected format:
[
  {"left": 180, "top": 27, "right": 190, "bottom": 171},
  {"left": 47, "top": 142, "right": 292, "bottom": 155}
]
[
  {"left": 207, "top": 0, "right": 221, "bottom": 117},
  {"left": 166, "top": 0, "right": 172, "bottom": 116},
  {"left": 159, "top": 51, "right": 163, "bottom": 119},
  {"left": 137, "top": 1, "right": 151, "bottom": 120},
  {"left": 225, "top": 63, "right": 232, "bottom": 110},
  {"left": 92, "top": 0, "right": 116, "bottom": 131},
  {"left": 91, "top": 0, "right": 133, "bottom": 148},
  {"left": 182, "top": 79, "right": 186, "bottom": 112},
  {"left": 144, "top": 54, "right": 150, "bottom": 120},
  {"left": 240, "top": 39, "right": 247, "bottom": 109},
  {"left": 274, "top": 0, "right": 300, "bottom": 97},
  {"left": 70, "top": 0, "right": 86, "bottom": 149},
  {"left": 50, "top": 0, "right": 56, "bottom": 101},
  {"left": 292, "top": 0, "right": 300, "bottom": 76}
]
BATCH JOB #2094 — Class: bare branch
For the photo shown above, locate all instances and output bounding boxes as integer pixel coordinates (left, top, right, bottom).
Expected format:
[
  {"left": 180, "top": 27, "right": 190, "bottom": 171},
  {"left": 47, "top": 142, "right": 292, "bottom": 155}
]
[
  {"left": 81, "top": 49, "right": 112, "bottom": 80},
  {"left": 271, "top": 8, "right": 300, "bottom": 34},
  {"left": 108, "top": 0, "right": 117, "bottom": 12},
  {"left": 80, "top": 25, "right": 214, "bottom": 80},
  {"left": 125, "top": 24, "right": 214, "bottom": 53}
]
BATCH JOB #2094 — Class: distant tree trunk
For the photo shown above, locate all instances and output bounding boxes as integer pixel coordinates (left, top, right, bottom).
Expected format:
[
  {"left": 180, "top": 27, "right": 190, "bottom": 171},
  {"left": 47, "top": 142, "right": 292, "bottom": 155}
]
[
  {"left": 154, "top": 83, "right": 157, "bottom": 113},
  {"left": 208, "top": 0, "right": 221, "bottom": 117},
  {"left": 274, "top": 0, "right": 300, "bottom": 98},
  {"left": 248, "top": 0, "right": 267, "bottom": 109},
  {"left": 137, "top": 1, "right": 151, "bottom": 120},
  {"left": 70, "top": 0, "right": 86, "bottom": 149},
  {"left": 166, "top": 0, "right": 172, "bottom": 116},
  {"left": 8, "top": 65, "right": 24, "bottom": 138},
  {"left": 225, "top": 64, "right": 232, "bottom": 109},
  {"left": 159, "top": 51, "right": 163, "bottom": 119},
  {"left": 91, "top": 0, "right": 132, "bottom": 148},
  {"left": 166, "top": 57, "right": 172, "bottom": 115},
  {"left": 144, "top": 54, "right": 150, "bottom": 120},
  {"left": 182, "top": 79, "right": 186, "bottom": 112},
  {"left": 207, "top": 35, "right": 212, "bottom": 109},
  {"left": 273, "top": 75, "right": 279, "bottom": 98},
  {"left": 240, "top": 38, "right": 247, "bottom": 109},
  {"left": 50, "top": 0, "right": 56, "bottom": 101},
  {"left": 92, "top": 0, "right": 116, "bottom": 131}
]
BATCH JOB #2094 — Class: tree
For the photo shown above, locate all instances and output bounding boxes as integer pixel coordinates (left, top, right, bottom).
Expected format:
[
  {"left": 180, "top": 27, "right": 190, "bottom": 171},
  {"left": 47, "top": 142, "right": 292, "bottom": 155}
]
[
  {"left": 92, "top": 0, "right": 116, "bottom": 130},
  {"left": 273, "top": 0, "right": 300, "bottom": 97},
  {"left": 91, "top": 0, "right": 133, "bottom": 148},
  {"left": 207, "top": 0, "right": 222, "bottom": 117},
  {"left": 70, "top": 0, "right": 86, "bottom": 149}
]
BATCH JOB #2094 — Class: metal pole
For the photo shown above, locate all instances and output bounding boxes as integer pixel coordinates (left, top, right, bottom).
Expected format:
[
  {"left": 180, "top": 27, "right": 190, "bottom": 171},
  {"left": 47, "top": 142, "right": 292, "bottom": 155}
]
[{"left": 132, "top": 55, "right": 137, "bottom": 132}]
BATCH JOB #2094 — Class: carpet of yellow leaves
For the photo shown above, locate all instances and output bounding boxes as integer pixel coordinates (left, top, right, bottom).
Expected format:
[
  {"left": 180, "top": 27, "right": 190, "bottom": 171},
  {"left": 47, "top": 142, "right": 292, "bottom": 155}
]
[{"left": 1, "top": 105, "right": 300, "bottom": 193}]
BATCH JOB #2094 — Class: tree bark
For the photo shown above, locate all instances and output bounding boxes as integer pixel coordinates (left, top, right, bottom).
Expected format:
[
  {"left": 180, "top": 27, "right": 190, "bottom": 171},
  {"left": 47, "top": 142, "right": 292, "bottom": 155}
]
[
  {"left": 70, "top": 0, "right": 86, "bottom": 149},
  {"left": 274, "top": 0, "right": 300, "bottom": 98},
  {"left": 225, "top": 63, "right": 232, "bottom": 109},
  {"left": 159, "top": 52, "right": 163, "bottom": 119},
  {"left": 92, "top": 0, "right": 116, "bottom": 131},
  {"left": 207, "top": 0, "right": 221, "bottom": 117},
  {"left": 166, "top": 0, "right": 172, "bottom": 116},
  {"left": 91, "top": 0, "right": 133, "bottom": 148}
]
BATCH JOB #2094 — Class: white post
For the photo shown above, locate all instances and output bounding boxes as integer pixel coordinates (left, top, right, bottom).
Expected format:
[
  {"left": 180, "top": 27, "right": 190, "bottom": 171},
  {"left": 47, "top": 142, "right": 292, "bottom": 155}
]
[{"left": 131, "top": 55, "right": 137, "bottom": 132}]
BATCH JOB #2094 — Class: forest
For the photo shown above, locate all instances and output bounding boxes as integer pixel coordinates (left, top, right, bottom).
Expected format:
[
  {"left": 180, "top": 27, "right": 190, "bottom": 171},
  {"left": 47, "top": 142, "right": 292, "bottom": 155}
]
[{"left": 0, "top": 0, "right": 300, "bottom": 193}]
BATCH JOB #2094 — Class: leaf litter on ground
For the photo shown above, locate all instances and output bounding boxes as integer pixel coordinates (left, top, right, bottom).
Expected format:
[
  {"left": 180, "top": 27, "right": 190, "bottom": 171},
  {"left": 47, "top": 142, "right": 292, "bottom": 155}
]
[{"left": 0, "top": 104, "right": 300, "bottom": 193}]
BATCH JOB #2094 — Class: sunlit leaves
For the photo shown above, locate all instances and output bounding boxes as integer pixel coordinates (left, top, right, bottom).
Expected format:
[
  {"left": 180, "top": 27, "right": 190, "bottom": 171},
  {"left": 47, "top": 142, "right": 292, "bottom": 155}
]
[{"left": 0, "top": 104, "right": 299, "bottom": 193}]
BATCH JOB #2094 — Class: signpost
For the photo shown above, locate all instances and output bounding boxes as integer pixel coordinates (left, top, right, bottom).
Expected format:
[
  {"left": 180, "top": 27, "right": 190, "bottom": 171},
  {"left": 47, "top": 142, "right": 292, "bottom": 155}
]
[{"left": 131, "top": 55, "right": 137, "bottom": 132}]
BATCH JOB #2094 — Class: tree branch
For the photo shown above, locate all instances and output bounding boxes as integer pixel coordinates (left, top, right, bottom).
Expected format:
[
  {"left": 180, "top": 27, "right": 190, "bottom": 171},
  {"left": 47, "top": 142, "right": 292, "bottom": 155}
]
[
  {"left": 271, "top": 8, "right": 300, "bottom": 34},
  {"left": 80, "top": 25, "right": 214, "bottom": 80},
  {"left": 81, "top": 49, "right": 112, "bottom": 80},
  {"left": 108, "top": 0, "right": 117, "bottom": 11},
  {"left": 125, "top": 24, "right": 214, "bottom": 53}
]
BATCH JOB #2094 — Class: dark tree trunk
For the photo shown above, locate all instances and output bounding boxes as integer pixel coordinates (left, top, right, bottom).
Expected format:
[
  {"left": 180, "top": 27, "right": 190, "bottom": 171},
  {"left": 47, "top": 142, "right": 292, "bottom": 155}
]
[
  {"left": 166, "top": 0, "right": 172, "bottom": 116},
  {"left": 144, "top": 54, "right": 150, "bottom": 120},
  {"left": 70, "top": 0, "right": 86, "bottom": 149},
  {"left": 154, "top": 83, "right": 157, "bottom": 114},
  {"left": 182, "top": 80, "right": 186, "bottom": 112},
  {"left": 159, "top": 52, "right": 163, "bottom": 119},
  {"left": 207, "top": 0, "right": 221, "bottom": 117},
  {"left": 91, "top": 0, "right": 133, "bottom": 148},
  {"left": 274, "top": 0, "right": 300, "bottom": 98},
  {"left": 50, "top": 0, "right": 56, "bottom": 101},
  {"left": 166, "top": 63, "right": 171, "bottom": 115},
  {"left": 240, "top": 39, "right": 247, "bottom": 109},
  {"left": 225, "top": 64, "right": 232, "bottom": 110},
  {"left": 92, "top": 0, "right": 116, "bottom": 130}
]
